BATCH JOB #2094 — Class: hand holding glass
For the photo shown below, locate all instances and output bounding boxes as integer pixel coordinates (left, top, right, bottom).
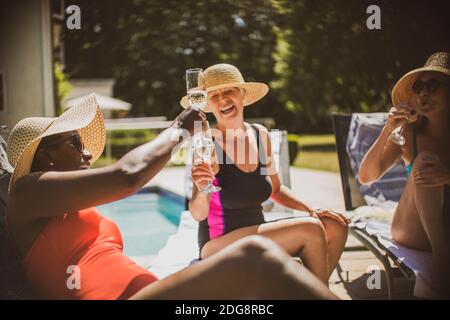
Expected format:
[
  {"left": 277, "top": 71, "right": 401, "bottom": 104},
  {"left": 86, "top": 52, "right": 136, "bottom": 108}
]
[{"left": 390, "top": 99, "right": 419, "bottom": 146}]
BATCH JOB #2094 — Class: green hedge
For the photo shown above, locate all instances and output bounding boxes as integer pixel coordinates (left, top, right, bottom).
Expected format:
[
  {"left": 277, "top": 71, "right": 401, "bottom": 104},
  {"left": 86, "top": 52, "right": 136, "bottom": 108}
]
[{"left": 105, "top": 129, "right": 157, "bottom": 158}]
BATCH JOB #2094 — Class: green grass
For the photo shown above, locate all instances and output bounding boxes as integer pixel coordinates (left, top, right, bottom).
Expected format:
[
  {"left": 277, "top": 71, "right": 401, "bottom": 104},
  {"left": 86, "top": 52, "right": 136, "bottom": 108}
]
[
  {"left": 293, "top": 150, "right": 339, "bottom": 172},
  {"left": 169, "top": 146, "right": 190, "bottom": 166},
  {"left": 289, "top": 134, "right": 339, "bottom": 172},
  {"left": 288, "top": 134, "right": 336, "bottom": 146}
]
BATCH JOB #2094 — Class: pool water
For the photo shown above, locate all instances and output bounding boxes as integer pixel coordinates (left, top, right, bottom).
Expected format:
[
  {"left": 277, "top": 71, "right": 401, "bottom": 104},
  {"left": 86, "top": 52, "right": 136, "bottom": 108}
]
[{"left": 96, "top": 188, "right": 185, "bottom": 258}]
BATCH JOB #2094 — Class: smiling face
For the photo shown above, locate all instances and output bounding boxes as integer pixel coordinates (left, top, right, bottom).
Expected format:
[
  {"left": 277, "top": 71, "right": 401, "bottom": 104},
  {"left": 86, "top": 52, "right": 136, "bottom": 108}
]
[
  {"left": 208, "top": 87, "right": 245, "bottom": 127},
  {"left": 413, "top": 71, "right": 449, "bottom": 116},
  {"left": 31, "top": 131, "right": 93, "bottom": 172}
]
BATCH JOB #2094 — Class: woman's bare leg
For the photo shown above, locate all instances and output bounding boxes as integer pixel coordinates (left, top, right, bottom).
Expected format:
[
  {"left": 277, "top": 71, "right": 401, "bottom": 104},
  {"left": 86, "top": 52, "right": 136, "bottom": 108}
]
[
  {"left": 411, "top": 154, "right": 449, "bottom": 297},
  {"left": 130, "top": 236, "right": 337, "bottom": 300},
  {"left": 200, "top": 217, "right": 329, "bottom": 284},
  {"left": 393, "top": 152, "right": 449, "bottom": 297},
  {"left": 320, "top": 217, "right": 348, "bottom": 277},
  {"left": 392, "top": 176, "right": 431, "bottom": 250}
]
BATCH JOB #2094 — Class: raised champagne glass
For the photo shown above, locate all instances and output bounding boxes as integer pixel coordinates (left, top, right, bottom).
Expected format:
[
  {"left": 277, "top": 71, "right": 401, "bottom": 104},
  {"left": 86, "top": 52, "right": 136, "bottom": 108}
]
[{"left": 186, "top": 68, "right": 221, "bottom": 193}]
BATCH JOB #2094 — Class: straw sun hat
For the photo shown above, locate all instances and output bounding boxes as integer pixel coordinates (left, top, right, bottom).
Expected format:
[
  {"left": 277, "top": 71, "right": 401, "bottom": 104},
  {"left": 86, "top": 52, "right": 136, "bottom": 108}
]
[
  {"left": 392, "top": 51, "right": 450, "bottom": 106},
  {"left": 6, "top": 93, "right": 105, "bottom": 192},
  {"left": 180, "top": 63, "right": 269, "bottom": 112}
]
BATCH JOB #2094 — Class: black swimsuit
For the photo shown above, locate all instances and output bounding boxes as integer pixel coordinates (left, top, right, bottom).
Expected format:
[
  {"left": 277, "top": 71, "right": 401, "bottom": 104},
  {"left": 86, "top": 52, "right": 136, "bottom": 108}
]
[{"left": 198, "top": 125, "right": 273, "bottom": 253}]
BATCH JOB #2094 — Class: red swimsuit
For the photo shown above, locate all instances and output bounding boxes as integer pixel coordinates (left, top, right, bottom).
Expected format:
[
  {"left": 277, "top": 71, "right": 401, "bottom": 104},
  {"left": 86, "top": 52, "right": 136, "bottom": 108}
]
[{"left": 23, "top": 207, "right": 158, "bottom": 300}]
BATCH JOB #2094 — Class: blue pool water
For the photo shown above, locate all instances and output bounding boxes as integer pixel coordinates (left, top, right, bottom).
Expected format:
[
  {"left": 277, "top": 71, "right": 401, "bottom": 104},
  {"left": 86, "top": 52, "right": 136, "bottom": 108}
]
[{"left": 96, "top": 188, "right": 185, "bottom": 258}]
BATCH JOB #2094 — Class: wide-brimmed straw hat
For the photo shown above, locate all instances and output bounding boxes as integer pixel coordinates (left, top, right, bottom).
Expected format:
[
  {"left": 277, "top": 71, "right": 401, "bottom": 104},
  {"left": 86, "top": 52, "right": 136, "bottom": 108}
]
[
  {"left": 6, "top": 93, "right": 105, "bottom": 192},
  {"left": 392, "top": 52, "right": 450, "bottom": 106},
  {"left": 180, "top": 63, "right": 269, "bottom": 112}
]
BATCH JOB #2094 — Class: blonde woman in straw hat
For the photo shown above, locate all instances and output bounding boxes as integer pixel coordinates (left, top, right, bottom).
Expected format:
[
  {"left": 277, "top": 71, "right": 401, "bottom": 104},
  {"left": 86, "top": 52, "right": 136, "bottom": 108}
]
[
  {"left": 183, "top": 64, "right": 350, "bottom": 285},
  {"left": 359, "top": 52, "right": 450, "bottom": 298},
  {"left": 5, "top": 93, "right": 336, "bottom": 299}
]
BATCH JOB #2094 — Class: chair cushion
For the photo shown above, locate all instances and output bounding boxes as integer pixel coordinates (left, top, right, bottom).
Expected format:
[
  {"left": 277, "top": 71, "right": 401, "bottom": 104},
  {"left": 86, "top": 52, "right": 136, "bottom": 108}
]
[
  {"left": 352, "top": 217, "right": 432, "bottom": 297},
  {"left": 346, "top": 113, "right": 408, "bottom": 202}
]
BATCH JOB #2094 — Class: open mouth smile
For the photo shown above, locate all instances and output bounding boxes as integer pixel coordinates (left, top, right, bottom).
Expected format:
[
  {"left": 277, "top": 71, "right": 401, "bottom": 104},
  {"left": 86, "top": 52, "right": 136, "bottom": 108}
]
[{"left": 220, "top": 105, "right": 236, "bottom": 115}]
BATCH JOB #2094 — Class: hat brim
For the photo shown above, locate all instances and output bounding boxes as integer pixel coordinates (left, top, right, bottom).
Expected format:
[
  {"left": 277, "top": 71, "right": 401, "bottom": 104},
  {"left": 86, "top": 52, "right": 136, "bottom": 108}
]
[
  {"left": 8, "top": 93, "right": 105, "bottom": 191},
  {"left": 392, "top": 66, "right": 450, "bottom": 106},
  {"left": 180, "top": 82, "right": 269, "bottom": 112}
]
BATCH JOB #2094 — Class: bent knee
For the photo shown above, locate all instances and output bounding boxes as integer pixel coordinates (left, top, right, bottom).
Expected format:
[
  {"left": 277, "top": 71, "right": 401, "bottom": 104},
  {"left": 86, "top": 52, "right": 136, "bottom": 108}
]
[
  {"left": 300, "top": 218, "right": 327, "bottom": 239},
  {"left": 232, "top": 236, "right": 289, "bottom": 270},
  {"left": 234, "top": 235, "right": 280, "bottom": 255},
  {"left": 321, "top": 217, "right": 349, "bottom": 236}
]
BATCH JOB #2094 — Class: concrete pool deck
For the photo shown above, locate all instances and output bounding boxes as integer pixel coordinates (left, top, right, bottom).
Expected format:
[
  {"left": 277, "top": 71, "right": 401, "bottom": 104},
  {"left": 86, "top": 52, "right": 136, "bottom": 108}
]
[{"left": 145, "top": 166, "right": 415, "bottom": 299}]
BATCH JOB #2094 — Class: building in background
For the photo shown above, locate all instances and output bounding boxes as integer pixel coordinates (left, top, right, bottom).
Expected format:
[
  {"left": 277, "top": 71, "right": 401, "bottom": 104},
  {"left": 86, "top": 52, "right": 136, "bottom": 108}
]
[
  {"left": 0, "top": 0, "right": 132, "bottom": 129},
  {"left": 0, "top": 0, "right": 56, "bottom": 129},
  {"left": 64, "top": 79, "right": 131, "bottom": 119}
]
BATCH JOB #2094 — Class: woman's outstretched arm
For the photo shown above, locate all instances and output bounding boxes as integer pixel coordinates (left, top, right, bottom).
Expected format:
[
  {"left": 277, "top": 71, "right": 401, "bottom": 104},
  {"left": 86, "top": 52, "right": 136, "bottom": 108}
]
[{"left": 10, "top": 108, "right": 205, "bottom": 220}]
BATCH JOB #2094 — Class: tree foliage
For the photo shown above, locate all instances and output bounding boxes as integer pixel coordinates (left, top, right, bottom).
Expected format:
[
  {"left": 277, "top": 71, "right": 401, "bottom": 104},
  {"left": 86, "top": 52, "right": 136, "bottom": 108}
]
[
  {"left": 64, "top": 0, "right": 449, "bottom": 133},
  {"left": 271, "top": 0, "right": 449, "bottom": 131}
]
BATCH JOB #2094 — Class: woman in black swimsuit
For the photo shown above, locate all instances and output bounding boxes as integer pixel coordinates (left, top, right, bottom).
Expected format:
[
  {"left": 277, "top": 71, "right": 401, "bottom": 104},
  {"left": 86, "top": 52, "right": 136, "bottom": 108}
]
[
  {"left": 359, "top": 52, "right": 450, "bottom": 298},
  {"left": 184, "top": 64, "right": 350, "bottom": 284}
]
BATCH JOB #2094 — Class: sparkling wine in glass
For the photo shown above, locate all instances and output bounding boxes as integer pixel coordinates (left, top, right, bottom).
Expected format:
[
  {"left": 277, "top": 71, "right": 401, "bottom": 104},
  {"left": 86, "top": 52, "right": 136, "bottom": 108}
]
[
  {"left": 194, "top": 136, "right": 215, "bottom": 161},
  {"left": 186, "top": 68, "right": 207, "bottom": 111},
  {"left": 188, "top": 91, "right": 208, "bottom": 111},
  {"left": 186, "top": 68, "right": 221, "bottom": 193}
]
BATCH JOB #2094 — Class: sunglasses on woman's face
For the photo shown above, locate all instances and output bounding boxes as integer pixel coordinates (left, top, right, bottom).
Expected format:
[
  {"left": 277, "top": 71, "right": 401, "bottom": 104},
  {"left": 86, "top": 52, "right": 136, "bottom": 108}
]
[
  {"left": 412, "top": 78, "right": 440, "bottom": 94},
  {"left": 40, "top": 134, "right": 84, "bottom": 153}
]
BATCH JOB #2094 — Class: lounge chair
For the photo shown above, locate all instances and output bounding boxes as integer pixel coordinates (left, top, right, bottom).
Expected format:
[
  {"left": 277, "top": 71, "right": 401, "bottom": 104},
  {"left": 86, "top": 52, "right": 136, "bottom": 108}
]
[{"left": 332, "top": 113, "right": 432, "bottom": 299}]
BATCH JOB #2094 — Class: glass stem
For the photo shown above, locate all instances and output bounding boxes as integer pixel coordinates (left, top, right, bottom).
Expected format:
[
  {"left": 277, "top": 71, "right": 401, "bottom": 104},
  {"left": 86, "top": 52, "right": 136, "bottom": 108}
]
[{"left": 398, "top": 124, "right": 405, "bottom": 136}]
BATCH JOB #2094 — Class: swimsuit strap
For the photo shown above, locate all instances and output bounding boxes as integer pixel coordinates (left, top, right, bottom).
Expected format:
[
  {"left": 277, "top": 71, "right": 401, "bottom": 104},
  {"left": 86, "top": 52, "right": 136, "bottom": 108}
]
[
  {"left": 213, "top": 136, "right": 232, "bottom": 167},
  {"left": 213, "top": 124, "right": 268, "bottom": 170},
  {"left": 249, "top": 124, "right": 268, "bottom": 168}
]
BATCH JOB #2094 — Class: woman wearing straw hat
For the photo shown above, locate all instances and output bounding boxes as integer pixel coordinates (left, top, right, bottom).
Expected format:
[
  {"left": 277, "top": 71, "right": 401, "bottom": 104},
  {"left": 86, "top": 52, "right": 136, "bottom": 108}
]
[
  {"left": 359, "top": 52, "right": 450, "bottom": 297},
  {"left": 5, "top": 93, "right": 336, "bottom": 299},
  {"left": 184, "top": 64, "right": 350, "bottom": 284}
]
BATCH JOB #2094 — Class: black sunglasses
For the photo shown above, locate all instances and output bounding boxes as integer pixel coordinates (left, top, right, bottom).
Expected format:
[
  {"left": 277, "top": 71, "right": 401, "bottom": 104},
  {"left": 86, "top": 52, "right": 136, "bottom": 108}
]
[
  {"left": 40, "top": 133, "right": 84, "bottom": 153},
  {"left": 412, "top": 78, "right": 440, "bottom": 94}
]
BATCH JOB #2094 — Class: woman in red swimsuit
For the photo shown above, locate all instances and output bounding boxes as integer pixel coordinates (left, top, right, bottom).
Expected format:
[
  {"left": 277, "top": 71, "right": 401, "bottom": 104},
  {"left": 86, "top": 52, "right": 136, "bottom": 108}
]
[{"left": 6, "top": 94, "right": 335, "bottom": 300}]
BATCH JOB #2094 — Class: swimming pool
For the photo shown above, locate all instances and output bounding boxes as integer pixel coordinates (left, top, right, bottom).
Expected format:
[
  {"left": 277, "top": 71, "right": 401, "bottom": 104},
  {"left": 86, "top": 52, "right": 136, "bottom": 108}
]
[{"left": 96, "top": 187, "right": 185, "bottom": 261}]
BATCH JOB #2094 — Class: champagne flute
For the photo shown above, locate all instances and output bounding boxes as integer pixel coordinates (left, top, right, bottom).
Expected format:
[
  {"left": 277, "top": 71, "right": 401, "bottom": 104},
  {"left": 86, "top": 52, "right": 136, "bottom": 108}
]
[
  {"left": 186, "top": 68, "right": 221, "bottom": 193},
  {"left": 390, "top": 99, "right": 418, "bottom": 146},
  {"left": 186, "top": 68, "right": 207, "bottom": 111}
]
